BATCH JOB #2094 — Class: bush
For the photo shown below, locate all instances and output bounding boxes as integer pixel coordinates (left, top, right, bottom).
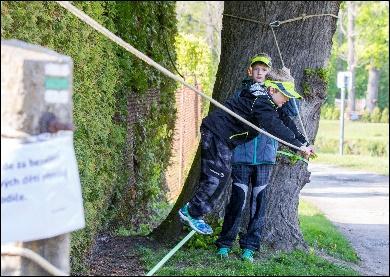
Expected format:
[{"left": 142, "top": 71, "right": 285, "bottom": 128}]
[
  {"left": 320, "top": 104, "right": 341, "bottom": 120},
  {"left": 381, "top": 107, "right": 389, "bottom": 123},
  {"left": 370, "top": 107, "right": 382, "bottom": 123},
  {"left": 175, "top": 33, "right": 214, "bottom": 116},
  {"left": 1, "top": 1, "right": 177, "bottom": 273},
  {"left": 331, "top": 107, "right": 340, "bottom": 120},
  {"left": 361, "top": 109, "right": 371, "bottom": 122}
]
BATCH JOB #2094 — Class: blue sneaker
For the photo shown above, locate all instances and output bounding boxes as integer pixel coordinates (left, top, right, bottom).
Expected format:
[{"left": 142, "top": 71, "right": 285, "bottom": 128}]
[
  {"left": 241, "top": 248, "right": 254, "bottom": 263},
  {"left": 217, "top": 247, "right": 230, "bottom": 258},
  {"left": 178, "top": 203, "right": 213, "bottom": 235}
]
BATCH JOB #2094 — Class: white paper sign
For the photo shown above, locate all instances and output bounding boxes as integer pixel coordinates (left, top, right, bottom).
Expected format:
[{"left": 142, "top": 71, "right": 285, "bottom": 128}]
[
  {"left": 337, "top": 71, "right": 352, "bottom": 89},
  {"left": 1, "top": 132, "right": 85, "bottom": 243}
]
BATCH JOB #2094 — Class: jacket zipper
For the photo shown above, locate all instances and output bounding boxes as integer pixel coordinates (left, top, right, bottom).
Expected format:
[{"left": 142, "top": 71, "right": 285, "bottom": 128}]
[{"left": 253, "top": 136, "right": 257, "bottom": 164}]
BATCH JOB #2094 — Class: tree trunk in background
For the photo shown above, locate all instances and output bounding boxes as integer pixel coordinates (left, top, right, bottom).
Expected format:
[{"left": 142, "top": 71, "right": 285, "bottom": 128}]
[
  {"left": 347, "top": 1, "right": 357, "bottom": 112},
  {"left": 205, "top": 2, "right": 224, "bottom": 60},
  {"left": 154, "top": 2, "right": 340, "bottom": 249},
  {"left": 366, "top": 66, "right": 380, "bottom": 112}
]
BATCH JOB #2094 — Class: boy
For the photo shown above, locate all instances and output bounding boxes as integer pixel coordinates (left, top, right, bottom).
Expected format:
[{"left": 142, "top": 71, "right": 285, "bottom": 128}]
[
  {"left": 179, "top": 54, "right": 315, "bottom": 236},
  {"left": 215, "top": 100, "right": 301, "bottom": 263}
]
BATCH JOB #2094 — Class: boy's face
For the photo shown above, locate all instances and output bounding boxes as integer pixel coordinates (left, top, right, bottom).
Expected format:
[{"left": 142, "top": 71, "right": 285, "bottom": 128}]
[
  {"left": 250, "top": 63, "right": 270, "bottom": 83},
  {"left": 269, "top": 87, "right": 289, "bottom": 107}
]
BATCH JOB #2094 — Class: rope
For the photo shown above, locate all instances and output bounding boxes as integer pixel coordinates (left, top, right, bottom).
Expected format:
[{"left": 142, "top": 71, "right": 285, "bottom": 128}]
[
  {"left": 273, "top": 13, "right": 339, "bottom": 27},
  {"left": 223, "top": 13, "right": 268, "bottom": 25},
  {"left": 55, "top": 1, "right": 303, "bottom": 152},
  {"left": 270, "top": 26, "right": 285, "bottom": 68},
  {"left": 160, "top": 29, "right": 185, "bottom": 80},
  {"left": 1, "top": 246, "right": 68, "bottom": 276},
  {"left": 146, "top": 230, "right": 196, "bottom": 276},
  {"left": 270, "top": 25, "right": 308, "bottom": 142},
  {"left": 224, "top": 12, "right": 338, "bottom": 27},
  {"left": 292, "top": 98, "right": 309, "bottom": 143}
]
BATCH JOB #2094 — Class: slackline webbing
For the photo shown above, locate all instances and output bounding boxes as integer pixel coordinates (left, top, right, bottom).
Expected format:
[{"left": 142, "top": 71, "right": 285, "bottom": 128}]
[
  {"left": 146, "top": 230, "right": 196, "bottom": 276},
  {"left": 55, "top": 1, "right": 303, "bottom": 152}
]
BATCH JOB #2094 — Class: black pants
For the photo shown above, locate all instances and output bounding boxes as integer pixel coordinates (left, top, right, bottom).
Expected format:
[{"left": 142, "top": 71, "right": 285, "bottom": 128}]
[
  {"left": 215, "top": 163, "right": 273, "bottom": 251},
  {"left": 188, "top": 126, "right": 232, "bottom": 218}
]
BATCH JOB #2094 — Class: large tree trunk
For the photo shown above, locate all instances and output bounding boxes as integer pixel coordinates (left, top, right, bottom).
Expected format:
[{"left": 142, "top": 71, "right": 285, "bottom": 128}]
[
  {"left": 366, "top": 65, "right": 380, "bottom": 112},
  {"left": 347, "top": 1, "right": 357, "bottom": 112},
  {"left": 153, "top": 2, "right": 340, "bottom": 249}
]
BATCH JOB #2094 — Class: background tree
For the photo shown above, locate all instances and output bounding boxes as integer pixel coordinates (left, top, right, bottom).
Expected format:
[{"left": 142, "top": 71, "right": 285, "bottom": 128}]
[
  {"left": 347, "top": 1, "right": 357, "bottom": 113},
  {"left": 327, "top": 1, "right": 389, "bottom": 115},
  {"left": 155, "top": 1, "right": 340, "bottom": 252},
  {"left": 357, "top": 2, "right": 389, "bottom": 112},
  {"left": 175, "top": 1, "right": 224, "bottom": 115}
]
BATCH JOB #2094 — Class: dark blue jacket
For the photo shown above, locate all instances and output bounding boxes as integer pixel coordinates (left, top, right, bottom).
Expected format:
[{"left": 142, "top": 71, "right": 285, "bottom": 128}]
[
  {"left": 201, "top": 79, "right": 307, "bottom": 150},
  {"left": 231, "top": 89, "right": 300, "bottom": 165}
]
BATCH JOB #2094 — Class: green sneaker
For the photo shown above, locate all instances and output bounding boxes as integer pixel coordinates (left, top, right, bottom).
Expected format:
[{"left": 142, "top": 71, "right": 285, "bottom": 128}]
[
  {"left": 217, "top": 247, "right": 230, "bottom": 258},
  {"left": 241, "top": 248, "right": 254, "bottom": 263}
]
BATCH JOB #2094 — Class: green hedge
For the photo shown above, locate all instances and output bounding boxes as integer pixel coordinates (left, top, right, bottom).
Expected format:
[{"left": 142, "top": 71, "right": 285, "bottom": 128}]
[{"left": 1, "top": 1, "right": 177, "bottom": 273}]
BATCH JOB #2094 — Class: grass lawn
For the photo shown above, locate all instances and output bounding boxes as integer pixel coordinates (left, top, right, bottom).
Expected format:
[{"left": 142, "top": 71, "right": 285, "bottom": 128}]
[
  {"left": 139, "top": 199, "right": 359, "bottom": 276},
  {"left": 299, "top": 200, "right": 359, "bottom": 263},
  {"left": 314, "top": 120, "right": 389, "bottom": 175},
  {"left": 317, "top": 120, "right": 388, "bottom": 141},
  {"left": 312, "top": 153, "right": 389, "bottom": 175}
]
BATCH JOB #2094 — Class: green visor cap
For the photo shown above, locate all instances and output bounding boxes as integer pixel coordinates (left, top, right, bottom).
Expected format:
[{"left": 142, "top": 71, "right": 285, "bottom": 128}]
[
  {"left": 264, "top": 80, "right": 302, "bottom": 99},
  {"left": 250, "top": 56, "right": 272, "bottom": 68}
]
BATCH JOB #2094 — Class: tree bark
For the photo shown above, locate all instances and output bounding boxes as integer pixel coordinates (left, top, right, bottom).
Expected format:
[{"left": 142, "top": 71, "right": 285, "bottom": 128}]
[
  {"left": 366, "top": 65, "right": 380, "bottom": 112},
  {"left": 153, "top": 2, "right": 340, "bottom": 249}
]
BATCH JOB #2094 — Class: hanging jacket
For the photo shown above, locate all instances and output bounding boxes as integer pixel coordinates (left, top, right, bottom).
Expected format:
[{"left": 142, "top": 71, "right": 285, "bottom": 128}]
[
  {"left": 231, "top": 86, "right": 303, "bottom": 165},
  {"left": 201, "top": 78, "right": 307, "bottom": 150},
  {"left": 232, "top": 134, "right": 278, "bottom": 165}
]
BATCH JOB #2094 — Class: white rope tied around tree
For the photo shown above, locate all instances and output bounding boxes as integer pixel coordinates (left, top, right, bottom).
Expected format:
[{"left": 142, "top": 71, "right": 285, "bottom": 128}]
[
  {"left": 292, "top": 98, "right": 309, "bottom": 142},
  {"left": 1, "top": 246, "right": 68, "bottom": 276},
  {"left": 271, "top": 13, "right": 339, "bottom": 27},
  {"left": 270, "top": 13, "right": 339, "bottom": 144},
  {"left": 270, "top": 26, "right": 285, "bottom": 69},
  {"left": 223, "top": 12, "right": 339, "bottom": 27},
  {"left": 55, "top": 1, "right": 304, "bottom": 152},
  {"left": 269, "top": 24, "right": 311, "bottom": 143}
]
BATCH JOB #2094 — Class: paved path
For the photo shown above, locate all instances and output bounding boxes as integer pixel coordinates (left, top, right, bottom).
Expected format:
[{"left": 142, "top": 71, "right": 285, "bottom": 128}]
[{"left": 300, "top": 164, "right": 389, "bottom": 276}]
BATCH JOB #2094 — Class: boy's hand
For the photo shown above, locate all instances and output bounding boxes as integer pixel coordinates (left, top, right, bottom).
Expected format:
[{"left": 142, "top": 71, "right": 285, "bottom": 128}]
[
  {"left": 306, "top": 144, "right": 316, "bottom": 155},
  {"left": 299, "top": 145, "right": 316, "bottom": 159}
]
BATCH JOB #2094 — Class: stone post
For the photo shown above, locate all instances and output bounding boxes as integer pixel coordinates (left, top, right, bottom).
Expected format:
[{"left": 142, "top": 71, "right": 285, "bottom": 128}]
[{"left": 1, "top": 39, "right": 73, "bottom": 276}]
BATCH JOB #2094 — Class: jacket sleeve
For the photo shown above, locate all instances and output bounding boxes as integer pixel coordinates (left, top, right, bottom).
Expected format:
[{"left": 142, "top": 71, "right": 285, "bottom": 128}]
[
  {"left": 278, "top": 108, "right": 308, "bottom": 145},
  {"left": 252, "top": 98, "right": 305, "bottom": 148}
]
